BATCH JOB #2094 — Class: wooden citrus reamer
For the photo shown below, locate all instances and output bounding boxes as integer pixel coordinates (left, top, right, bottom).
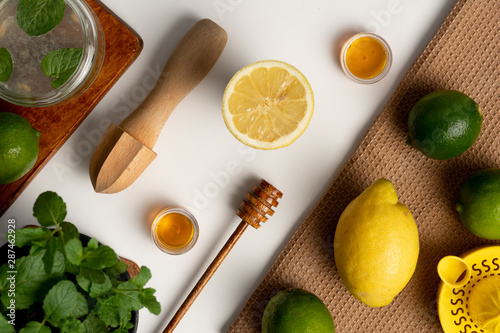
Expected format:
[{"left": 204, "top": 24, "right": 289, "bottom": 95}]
[
  {"left": 163, "top": 179, "right": 283, "bottom": 333},
  {"left": 89, "top": 19, "right": 227, "bottom": 193}
]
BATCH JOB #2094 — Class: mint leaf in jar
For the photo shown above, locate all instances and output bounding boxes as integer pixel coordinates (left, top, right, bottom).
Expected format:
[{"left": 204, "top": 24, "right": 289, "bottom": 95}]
[
  {"left": 0, "top": 48, "right": 13, "bottom": 82},
  {"left": 17, "top": 0, "right": 65, "bottom": 36},
  {"left": 41, "top": 48, "right": 83, "bottom": 88}
]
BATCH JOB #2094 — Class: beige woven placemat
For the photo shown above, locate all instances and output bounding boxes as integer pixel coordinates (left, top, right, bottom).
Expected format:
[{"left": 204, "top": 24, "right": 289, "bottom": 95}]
[{"left": 228, "top": 0, "right": 500, "bottom": 331}]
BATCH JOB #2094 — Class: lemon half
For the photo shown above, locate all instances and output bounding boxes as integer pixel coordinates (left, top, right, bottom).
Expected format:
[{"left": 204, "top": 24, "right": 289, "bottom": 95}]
[{"left": 222, "top": 60, "right": 314, "bottom": 149}]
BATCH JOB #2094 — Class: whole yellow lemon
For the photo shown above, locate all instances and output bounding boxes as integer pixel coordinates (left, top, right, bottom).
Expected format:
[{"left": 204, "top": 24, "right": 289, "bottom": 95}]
[{"left": 333, "top": 178, "right": 419, "bottom": 307}]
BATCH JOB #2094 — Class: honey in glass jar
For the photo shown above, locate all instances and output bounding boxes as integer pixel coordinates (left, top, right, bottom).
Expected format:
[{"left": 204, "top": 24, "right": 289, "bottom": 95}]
[
  {"left": 151, "top": 207, "right": 198, "bottom": 254},
  {"left": 340, "top": 32, "right": 392, "bottom": 84}
]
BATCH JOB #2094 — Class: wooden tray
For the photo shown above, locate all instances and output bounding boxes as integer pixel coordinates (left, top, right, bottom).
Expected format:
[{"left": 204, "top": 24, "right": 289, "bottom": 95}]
[
  {"left": 0, "top": 0, "right": 143, "bottom": 217},
  {"left": 228, "top": 0, "right": 500, "bottom": 331}
]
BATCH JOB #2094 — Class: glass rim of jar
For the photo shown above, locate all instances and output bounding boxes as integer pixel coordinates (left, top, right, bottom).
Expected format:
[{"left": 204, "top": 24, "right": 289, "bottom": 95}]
[
  {"left": 151, "top": 206, "right": 199, "bottom": 255},
  {"left": 0, "top": 0, "right": 105, "bottom": 107},
  {"left": 339, "top": 32, "right": 393, "bottom": 84}
]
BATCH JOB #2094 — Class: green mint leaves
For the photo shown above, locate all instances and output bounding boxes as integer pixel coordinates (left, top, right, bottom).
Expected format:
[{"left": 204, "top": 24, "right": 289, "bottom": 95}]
[
  {"left": 0, "top": 48, "right": 13, "bottom": 82},
  {"left": 43, "top": 280, "right": 79, "bottom": 321},
  {"left": 33, "top": 191, "right": 67, "bottom": 227},
  {"left": 0, "top": 314, "right": 15, "bottom": 333},
  {"left": 19, "top": 321, "right": 51, "bottom": 333},
  {"left": 0, "top": 191, "right": 161, "bottom": 332},
  {"left": 41, "top": 48, "right": 83, "bottom": 88},
  {"left": 17, "top": 0, "right": 65, "bottom": 37}
]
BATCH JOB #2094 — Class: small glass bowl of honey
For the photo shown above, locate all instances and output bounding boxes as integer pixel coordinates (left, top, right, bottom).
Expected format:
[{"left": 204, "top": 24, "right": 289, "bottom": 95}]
[
  {"left": 340, "top": 32, "right": 392, "bottom": 84},
  {"left": 151, "top": 207, "right": 199, "bottom": 255}
]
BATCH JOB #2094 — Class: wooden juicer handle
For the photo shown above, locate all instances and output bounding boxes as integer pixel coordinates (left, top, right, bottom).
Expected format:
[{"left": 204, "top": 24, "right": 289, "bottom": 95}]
[{"left": 120, "top": 19, "right": 228, "bottom": 150}]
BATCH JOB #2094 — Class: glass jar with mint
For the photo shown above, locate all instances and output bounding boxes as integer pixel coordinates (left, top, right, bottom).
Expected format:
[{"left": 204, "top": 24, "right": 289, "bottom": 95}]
[{"left": 0, "top": 0, "right": 105, "bottom": 107}]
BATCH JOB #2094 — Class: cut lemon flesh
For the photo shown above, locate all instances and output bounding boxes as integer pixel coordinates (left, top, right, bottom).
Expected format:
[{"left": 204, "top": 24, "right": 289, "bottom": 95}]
[{"left": 222, "top": 60, "right": 314, "bottom": 149}]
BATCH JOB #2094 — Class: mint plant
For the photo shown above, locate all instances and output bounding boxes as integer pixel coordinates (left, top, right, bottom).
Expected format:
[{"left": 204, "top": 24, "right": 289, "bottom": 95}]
[{"left": 0, "top": 191, "right": 161, "bottom": 332}]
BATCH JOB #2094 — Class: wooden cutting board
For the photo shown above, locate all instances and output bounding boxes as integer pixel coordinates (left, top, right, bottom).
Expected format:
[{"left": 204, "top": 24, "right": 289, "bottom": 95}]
[{"left": 0, "top": 0, "right": 143, "bottom": 217}]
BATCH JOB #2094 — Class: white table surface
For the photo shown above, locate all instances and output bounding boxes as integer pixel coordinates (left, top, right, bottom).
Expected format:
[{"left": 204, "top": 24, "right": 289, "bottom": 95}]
[{"left": 1, "top": 0, "right": 459, "bottom": 332}]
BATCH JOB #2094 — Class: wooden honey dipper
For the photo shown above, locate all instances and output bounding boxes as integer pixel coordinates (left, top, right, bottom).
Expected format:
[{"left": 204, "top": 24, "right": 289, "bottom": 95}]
[{"left": 163, "top": 179, "right": 283, "bottom": 332}]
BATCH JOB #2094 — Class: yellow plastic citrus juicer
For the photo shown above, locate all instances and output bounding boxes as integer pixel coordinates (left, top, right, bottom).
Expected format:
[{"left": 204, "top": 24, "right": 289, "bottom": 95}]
[{"left": 437, "top": 245, "right": 500, "bottom": 333}]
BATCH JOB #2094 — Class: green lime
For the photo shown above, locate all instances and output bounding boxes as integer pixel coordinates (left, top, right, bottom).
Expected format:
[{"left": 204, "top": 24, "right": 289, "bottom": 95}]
[
  {"left": 0, "top": 112, "right": 40, "bottom": 184},
  {"left": 407, "top": 90, "right": 482, "bottom": 160},
  {"left": 457, "top": 168, "right": 500, "bottom": 240},
  {"left": 262, "top": 288, "right": 335, "bottom": 333}
]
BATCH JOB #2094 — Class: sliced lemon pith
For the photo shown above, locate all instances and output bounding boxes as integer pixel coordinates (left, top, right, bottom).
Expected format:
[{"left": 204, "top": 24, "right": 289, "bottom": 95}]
[{"left": 222, "top": 60, "right": 314, "bottom": 149}]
